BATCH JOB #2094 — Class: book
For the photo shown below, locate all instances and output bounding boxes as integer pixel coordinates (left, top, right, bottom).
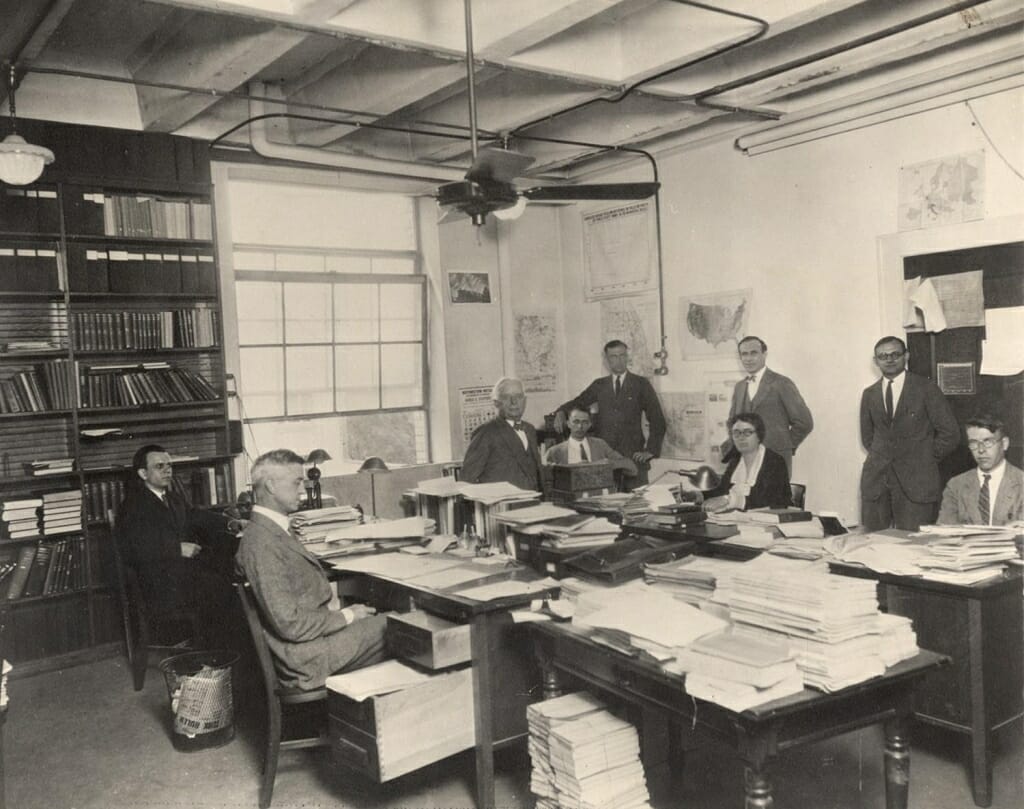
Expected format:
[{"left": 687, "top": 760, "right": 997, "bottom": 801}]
[
  {"left": 22, "top": 543, "right": 53, "bottom": 598},
  {"left": 746, "top": 508, "right": 813, "bottom": 524},
  {"left": 7, "top": 545, "right": 37, "bottom": 600},
  {"left": 676, "top": 629, "right": 798, "bottom": 688}
]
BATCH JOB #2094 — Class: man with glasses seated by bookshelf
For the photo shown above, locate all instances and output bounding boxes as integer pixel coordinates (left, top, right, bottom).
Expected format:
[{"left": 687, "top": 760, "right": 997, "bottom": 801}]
[
  {"left": 938, "top": 414, "right": 1023, "bottom": 526},
  {"left": 116, "top": 444, "right": 238, "bottom": 646}
]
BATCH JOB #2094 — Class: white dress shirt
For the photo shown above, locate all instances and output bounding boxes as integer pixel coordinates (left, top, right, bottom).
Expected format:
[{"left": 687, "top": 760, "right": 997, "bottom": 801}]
[
  {"left": 507, "top": 419, "right": 528, "bottom": 450},
  {"left": 568, "top": 437, "right": 591, "bottom": 463},
  {"left": 728, "top": 445, "right": 766, "bottom": 510},
  {"left": 882, "top": 370, "right": 906, "bottom": 414},
  {"left": 744, "top": 367, "right": 766, "bottom": 402}
]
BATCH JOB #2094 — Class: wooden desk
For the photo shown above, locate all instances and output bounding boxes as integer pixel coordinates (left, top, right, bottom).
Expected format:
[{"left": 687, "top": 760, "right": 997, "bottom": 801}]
[
  {"left": 830, "top": 561, "right": 1023, "bottom": 807},
  {"left": 338, "top": 563, "right": 558, "bottom": 809},
  {"left": 532, "top": 621, "right": 946, "bottom": 809}
]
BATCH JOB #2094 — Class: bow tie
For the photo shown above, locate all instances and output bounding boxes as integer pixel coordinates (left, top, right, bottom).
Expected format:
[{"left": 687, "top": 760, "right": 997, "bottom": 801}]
[
  {"left": 512, "top": 421, "right": 524, "bottom": 431},
  {"left": 747, "top": 375, "right": 757, "bottom": 383}
]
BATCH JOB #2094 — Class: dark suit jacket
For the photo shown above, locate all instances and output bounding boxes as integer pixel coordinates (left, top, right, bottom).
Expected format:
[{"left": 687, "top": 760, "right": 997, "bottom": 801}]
[
  {"left": 559, "top": 372, "right": 666, "bottom": 459},
  {"left": 860, "top": 372, "right": 959, "bottom": 504},
  {"left": 724, "top": 368, "right": 813, "bottom": 460},
  {"left": 707, "top": 447, "right": 792, "bottom": 510},
  {"left": 461, "top": 417, "right": 543, "bottom": 491},
  {"left": 937, "top": 462, "right": 1024, "bottom": 526},
  {"left": 116, "top": 484, "right": 230, "bottom": 614}
]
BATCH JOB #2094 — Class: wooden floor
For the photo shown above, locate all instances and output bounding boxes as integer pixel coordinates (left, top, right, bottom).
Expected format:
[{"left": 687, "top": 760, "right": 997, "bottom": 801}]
[{"left": 5, "top": 654, "right": 1023, "bottom": 809}]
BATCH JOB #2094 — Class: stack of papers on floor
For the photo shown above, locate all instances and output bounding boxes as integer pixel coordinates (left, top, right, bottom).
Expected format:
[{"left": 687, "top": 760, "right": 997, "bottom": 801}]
[
  {"left": 530, "top": 695, "right": 651, "bottom": 809},
  {"left": 527, "top": 692, "right": 607, "bottom": 809},
  {"left": 41, "top": 490, "right": 82, "bottom": 536},
  {"left": 325, "top": 660, "right": 432, "bottom": 701},
  {"left": 290, "top": 505, "right": 362, "bottom": 544},
  {"left": 727, "top": 556, "right": 892, "bottom": 691},
  {"left": 643, "top": 556, "right": 748, "bottom": 606},
  {"left": 876, "top": 614, "right": 918, "bottom": 666}
]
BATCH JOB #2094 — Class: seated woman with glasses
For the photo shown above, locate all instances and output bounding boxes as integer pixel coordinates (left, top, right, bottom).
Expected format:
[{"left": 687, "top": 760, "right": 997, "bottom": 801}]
[{"left": 704, "top": 412, "right": 792, "bottom": 512}]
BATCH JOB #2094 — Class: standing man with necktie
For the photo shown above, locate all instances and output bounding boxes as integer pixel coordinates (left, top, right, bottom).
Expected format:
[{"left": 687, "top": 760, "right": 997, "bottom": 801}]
[
  {"left": 552, "top": 340, "right": 665, "bottom": 486},
  {"left": 860, "top": 336, "right": 960, "bottom": 531},
  {"left": 461, "top": 377, "right": 543, "bottom": 491},
  {"left": 720, "top": 336, "right": 814, "bottom": 474},
  {"left": 938, "top": 414, "right": 1024, "bottom": 526}
]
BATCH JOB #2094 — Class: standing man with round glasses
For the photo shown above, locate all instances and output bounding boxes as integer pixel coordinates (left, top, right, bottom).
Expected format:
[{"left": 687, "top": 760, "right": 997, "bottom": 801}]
[{"left": 859, "top": 336, "right": 959, "bottom": 530}]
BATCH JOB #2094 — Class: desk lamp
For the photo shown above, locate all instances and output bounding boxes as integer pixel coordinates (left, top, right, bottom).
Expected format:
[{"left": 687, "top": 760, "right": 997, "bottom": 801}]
[
  {"left": 305, "top": 449, "right": 331, "bottom": 509},
  {"left": 679, "top": 465, "right": 721, "bottom": 492},
  {"left": 358, "top": 456, "right": 389, "bottom": 472}
]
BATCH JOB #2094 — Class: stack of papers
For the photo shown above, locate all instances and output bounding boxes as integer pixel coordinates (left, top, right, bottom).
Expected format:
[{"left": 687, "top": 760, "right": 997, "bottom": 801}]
[
  {"left": 408, "top": 476, "right": 464, "bottom": 497},
  {"left": 326, "top": 660, "right": 432, "bottom": 701},
  {"left": 290, "top": 505, "right": 362, "bottom": 544},
  {"left": 303, "top": 516, "right": 435, "bottom": 558},
  {"left": 719, "top": 524, "right": 774, "bottom": 548},
  {"left": 458, "top": 481, "right": 541, "bottom": 505},
  {"left": 727, "top": 556, "right": 893, "bottom": 691},
  {"left": 41, "top": 490, "right": 82, "bottom": 536},
  {"left": 876, "top": 613, "right": 919, "bottom": 667},
  {"left": 527, "top": 692, "right": 608, "bottom": 809},
  {"left": 494, "top": 503, "right": 578, "bottom": 525},
  {"left": 643, "top": 556, "right": 748, "bottom": 606},
  {"left": 542, "top": 704, "right": 652, "bottom": 809}
]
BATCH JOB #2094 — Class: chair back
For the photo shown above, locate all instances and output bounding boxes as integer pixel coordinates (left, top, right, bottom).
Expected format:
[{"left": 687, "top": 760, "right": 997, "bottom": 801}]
[
  {"left": 790, "top": 483, "right": 807, "bottom": 509},
  {"left": 235, "top": 578, "right": 283, "bottom": 701}
]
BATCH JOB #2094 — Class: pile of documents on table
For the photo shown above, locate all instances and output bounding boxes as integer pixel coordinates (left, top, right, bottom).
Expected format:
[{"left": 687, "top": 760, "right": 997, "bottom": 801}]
[
  {"left": 643, "top": 555, "right": 748, "bottom": 607},
  {"left": 290, "top": 505, "right": 362, "bottom": 543},
  {"left": 301, "top": 516, "right": 435, "bottom": 558},
  {"left": 667, "top": 628, "right": 804, "bottom": 711},
  {"left": 825, "top": 525, "right": 1019, "bottom": 584},
  {"left": 726, "top": 556, "right": 915, "bottom": 691},
  {"left": 528, "top": 692, "right": 652, "bottom": 809},
  {"left": 457, "top": 481, "right": 541, "bottom": 505},
  {"left": 496, "top": 504, "right": 619, "bottom": 549}
]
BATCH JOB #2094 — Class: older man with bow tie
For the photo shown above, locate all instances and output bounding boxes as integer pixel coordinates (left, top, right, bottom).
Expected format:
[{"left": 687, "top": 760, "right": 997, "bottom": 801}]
[{"left": 461, "top": 376, "right": 543, "bottom": 492}]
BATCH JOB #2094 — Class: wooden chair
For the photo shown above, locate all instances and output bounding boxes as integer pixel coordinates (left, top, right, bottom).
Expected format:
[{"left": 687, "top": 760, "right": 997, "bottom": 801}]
[
  {"left": 108, "top": 510, "right": 200, "bottom": 691},
  {"left": 790, "top": 483, "right": 807, "bottom": 509},
  {"left": 234, "top": 578, "right": 329, "bottom": 809}
]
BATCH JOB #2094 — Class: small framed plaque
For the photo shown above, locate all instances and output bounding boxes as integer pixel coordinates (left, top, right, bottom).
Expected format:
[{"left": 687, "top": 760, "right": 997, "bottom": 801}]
[{"left": 937, "top": 361, "right": 975, "bottom": 395}]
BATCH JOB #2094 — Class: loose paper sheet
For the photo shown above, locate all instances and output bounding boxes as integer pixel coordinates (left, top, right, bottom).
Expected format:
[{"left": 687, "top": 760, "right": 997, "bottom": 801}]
[{"left": 980, "top": 306, "right": 1024, "bottom": 375}]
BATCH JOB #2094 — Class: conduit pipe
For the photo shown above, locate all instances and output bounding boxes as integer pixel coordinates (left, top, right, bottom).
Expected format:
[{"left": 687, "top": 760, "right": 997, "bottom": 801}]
[{"left": 245, "top": 82, "right": 465, "bottom": 183}]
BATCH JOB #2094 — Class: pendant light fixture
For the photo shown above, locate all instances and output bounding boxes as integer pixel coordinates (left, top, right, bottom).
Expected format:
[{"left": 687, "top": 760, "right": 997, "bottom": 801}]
[{"left": 0, "top": 63, "right": 54, "bottom": 186}]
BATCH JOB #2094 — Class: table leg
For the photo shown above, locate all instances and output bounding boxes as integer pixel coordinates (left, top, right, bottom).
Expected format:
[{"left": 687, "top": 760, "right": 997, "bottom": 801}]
[
  {"left": 743, "top": 763, "right": 773, "bottom": 809},
  {"left": 967, "top": 598, "right": 992, "bottom": 807},
  {"left": 884, "top": 716, "right": 910, "bottom": 809},
  {"left": 470, "top": 613, "right": 495, "bottom": 809}
]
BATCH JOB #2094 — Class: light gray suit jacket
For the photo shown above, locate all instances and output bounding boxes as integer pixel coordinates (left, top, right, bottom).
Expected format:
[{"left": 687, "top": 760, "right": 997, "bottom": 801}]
[
  {"left": 937, "top": 462, "right": 1024, "bottom": 526},
  {"left": 544, "top": 436, "right": 638, "bottom": 477},
  {"left": 724, "top": 368, "right": 813, "bottom": 463}
]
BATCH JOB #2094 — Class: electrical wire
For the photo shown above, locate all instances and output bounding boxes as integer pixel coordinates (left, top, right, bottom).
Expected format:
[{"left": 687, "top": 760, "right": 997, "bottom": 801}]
[{"left": 966, "top": 99, "right": 1024, "bottom": 182}]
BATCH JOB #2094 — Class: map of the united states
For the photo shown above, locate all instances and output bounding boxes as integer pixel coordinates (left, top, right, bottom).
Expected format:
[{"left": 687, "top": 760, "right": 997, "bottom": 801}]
[{"left": 686, "top": 299, "right": 746, "bottom": 347}]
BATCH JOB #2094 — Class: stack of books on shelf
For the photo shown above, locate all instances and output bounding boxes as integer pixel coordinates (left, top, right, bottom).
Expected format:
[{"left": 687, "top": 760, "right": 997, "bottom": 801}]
[
  {"left": 668, "top": 628, "right": 804, "bottom": 711},
  {"left": 85, "top": 479, "right": 127, "bottom": 523},
  {"left": 41, "top": 490, "right": 83, "bottom": 536},
  {"left": 4, "top": 536, "right": 86, "bottom": 600},
  {"left": 99, "top": 194, "right": 210, "bottom": 240},
  {"left": 643, "top": 555, "right": 749, "bottom": 607},
  {"left": 1, "top": 497, "right": 41, "bottom": 540},
  {"left": 0, "top": 358, "right": 75, "bottom": 413},
  {"left": 72, "top": 309, "right": 220, "bottom": 351},
  {"left": 527, "top": 692, "right": 609, "bottom": 809},
  {"left": 0, "top": 340, "right": 63, "bottom": 353},
  {"left": 79, "top": 362, "right": 218, "bottom": 407},
  {"left": 726, "top": 556, "right": 910, "bottom": 692},
  {"left": 539, "top": 698, "right": 652, "bottom": 809},
  {"left": 25, "top": 458, "right": 74, "bottom": 477}
]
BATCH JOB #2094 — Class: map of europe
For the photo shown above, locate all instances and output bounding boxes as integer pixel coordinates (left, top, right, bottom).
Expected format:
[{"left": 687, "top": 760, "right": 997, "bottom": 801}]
[{"left": 898, "top": 151, "right": 984, "bottom": 230}]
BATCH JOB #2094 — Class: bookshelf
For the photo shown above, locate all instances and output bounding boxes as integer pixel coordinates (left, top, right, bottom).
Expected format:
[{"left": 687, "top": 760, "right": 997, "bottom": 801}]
[{"left": 0, "top": 119, "right": 234, "bottom": 676}]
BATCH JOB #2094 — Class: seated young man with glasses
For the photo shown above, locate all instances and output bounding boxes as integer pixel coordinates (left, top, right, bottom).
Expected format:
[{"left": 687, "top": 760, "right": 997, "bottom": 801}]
[{"left": 938, "top": 415, "right": 1023, "bottom": 526}]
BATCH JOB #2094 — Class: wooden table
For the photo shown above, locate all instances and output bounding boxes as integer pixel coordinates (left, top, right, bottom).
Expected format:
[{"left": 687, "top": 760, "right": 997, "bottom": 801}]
[
  {"left": 337, "top": 562, "right": 558, "bottom": 809},
  {"left": 532, "top": 621, "right": 946, "bottom": 809},
  {"left": 830, "top": 560, "right": 1023, "bottom": 807}
]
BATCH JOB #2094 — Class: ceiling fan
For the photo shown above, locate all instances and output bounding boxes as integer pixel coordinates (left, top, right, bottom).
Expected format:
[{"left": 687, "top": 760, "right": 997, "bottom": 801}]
[{"left": 436, "top": 0, "right": 660, "bottom": 226}]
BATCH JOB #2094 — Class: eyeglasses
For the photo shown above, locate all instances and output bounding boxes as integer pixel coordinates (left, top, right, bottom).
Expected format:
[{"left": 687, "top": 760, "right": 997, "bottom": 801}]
[
  {"left": 967, "top": 438, "right": 1001, "bottom": 452},
  {"left": 151, "top": 463, "right": 173, "bottom": 470},
  {"left": 875, "top": 351, "right": 905, "bottom": 361},
  {"left": 731, "top": 428, "right": 756, "bottom": 438}
]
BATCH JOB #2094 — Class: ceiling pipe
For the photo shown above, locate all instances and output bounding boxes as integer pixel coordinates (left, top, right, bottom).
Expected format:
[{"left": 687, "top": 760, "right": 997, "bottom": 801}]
[{"left": 245, "top": 82, "right": 465, "bottom": 183}]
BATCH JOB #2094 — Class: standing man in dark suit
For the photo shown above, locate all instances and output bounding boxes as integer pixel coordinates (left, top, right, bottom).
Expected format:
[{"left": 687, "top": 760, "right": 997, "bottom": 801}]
[
  {"left": 461, "top": 377, "right": 543, "bottom": 491},
  {"left": 720, "top": 336, "right": 813, "bottom": 474},
  {"left": 860, "top": 336, "right": 960, "bottom": 531},
  {"left": 116, "top": 444, "right": 237, "bottom": 645},
  {"left": 236, "top": 449, "right": 387, "bottom": 690},
  {"left": 553, "top": 340, "right": 666, "bottom": 486}
]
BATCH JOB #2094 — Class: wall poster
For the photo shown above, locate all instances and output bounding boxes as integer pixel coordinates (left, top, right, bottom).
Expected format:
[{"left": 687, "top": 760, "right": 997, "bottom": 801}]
[{"left": 582, "top": 201, "right": 658, "bottom": 300}]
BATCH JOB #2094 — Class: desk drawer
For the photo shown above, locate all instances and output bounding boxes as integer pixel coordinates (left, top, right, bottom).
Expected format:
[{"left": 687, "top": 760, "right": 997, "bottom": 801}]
[
  {"left": 386, "top": 611, "right": 471, "bottom": 670},
  {"left": 328, "top": 666, "right": 475, "bottom": 781}
]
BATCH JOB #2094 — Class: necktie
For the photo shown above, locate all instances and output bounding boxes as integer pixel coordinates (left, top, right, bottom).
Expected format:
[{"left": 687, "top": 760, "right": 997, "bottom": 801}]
[
  {"left": 979, "top": 474, "right": 991, "bottom": 525},
  {"left": 885, "top": 380, "right": 894, "bottom": 421},
  {"left": 614, "top": 376, "right": 621, "bottom": 396},
  {"left": 580, "top": 443, "right": 588, "bottom": 462},
  {"left": 512, "top": 421, "right": 523, "bottom": 431},
  {"left": 741, "top": 376, "right": 755, "bottom": 411}
]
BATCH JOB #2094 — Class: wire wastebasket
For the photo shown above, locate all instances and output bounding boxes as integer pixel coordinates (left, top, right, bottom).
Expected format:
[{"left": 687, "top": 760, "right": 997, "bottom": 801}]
[{"left": 159, "top": 650, "right": 239, "bottom": 751}]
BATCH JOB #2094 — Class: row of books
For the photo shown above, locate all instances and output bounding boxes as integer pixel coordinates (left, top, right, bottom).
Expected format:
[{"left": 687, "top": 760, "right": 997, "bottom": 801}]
[
  {"left": 79, "top": 363, "right": 219, "bottom": 408},
  {"left": 72, "top": 308, "right": 221, "bottom": 351},
  {"left": 2, "top": 537, "right": 87, "bottom": 600},
  {"left": 67, "top": 248, "right": 217, "bottom": 295},
  {"left": 1, "top": 490, "right": 83, "bottom": 541},
  {"left": 75, "top": 192, "right": 212, "bottom": 240},
  {"left": 0, "top": 247, "right": 62, "bottom": 292},
  {"left": 0, "top": 359, "right": 75, "bottom": 413},
  {"left": 0, "top": 187, "right": 60, "bottom": 233},
  {"left": 84, "top": 478, "right": 127, "bottom": 524}
]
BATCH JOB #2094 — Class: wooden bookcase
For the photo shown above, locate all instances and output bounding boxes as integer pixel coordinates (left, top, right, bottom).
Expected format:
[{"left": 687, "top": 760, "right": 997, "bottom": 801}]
[{"left": 0, "top": 119, "right": 234, "bottom": 676}]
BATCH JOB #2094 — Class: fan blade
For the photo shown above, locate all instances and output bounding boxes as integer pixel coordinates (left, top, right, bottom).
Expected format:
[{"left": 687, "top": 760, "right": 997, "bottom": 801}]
[
  {"left": 521, "top": 182, "right": 660, "bottom": 201},
  {"left": 437, "top": 206, "right": 467, "bottom": 225},
  {"left": 467, "top": 146, "right": 535, "bottom": 183}
]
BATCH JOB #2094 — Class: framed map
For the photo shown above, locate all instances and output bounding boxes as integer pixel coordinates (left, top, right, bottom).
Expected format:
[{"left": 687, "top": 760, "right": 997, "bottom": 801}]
[
  {"left": 514, "top": 312, "right": 558, "bottom": 392},
  {"left": 898, "top": 150, "right": 984, "bottom": 231},
  {"left": 600, "top": 296, "right": 659, "bottom": 377},
  {"left": 582, "top": 201, "right": 658, "bottom": 300},
  {"left": 680, "top": 288, "right": 752, "bottom": 359}
]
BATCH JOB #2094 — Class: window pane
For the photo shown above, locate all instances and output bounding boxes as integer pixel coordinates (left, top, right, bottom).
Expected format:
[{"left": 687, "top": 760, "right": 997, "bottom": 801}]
[
  {"left": 236, "top": 281, "right": 281, "bottom": 344},
  {"left": 286, "top": 345, "right": 334, "bottom": 414},
  {"left": 325, "top": 255, "right": 372, "bottom": 274},
  {"left": 380, "top": 284, "right": 422, "bottom": 342},
  {"left": 335, "top": 344, "right": 380, "bottom": 411},
  {"left": 276, "top": 252, "right": 325, "bottom": 273},
  {"left": 381, "top": 343, "right": 423, "bottom": 408},
  {"left": 334, "top": 284, "right": 379, "bottom": 343},
  {"left": 233, "top": 250, "right": 274, "bottom": 271},
  {"left": 372, "top": 256, "right": 415, "bottom": 275},
  {"left": 344, "top": 411, "right": 426, "bottom": 466},
  {"left": 285, "top": 283, "right": 332, "bottom": 344},
  {"left": 239, "top": 347, "right": 284, "bottom": 417}
]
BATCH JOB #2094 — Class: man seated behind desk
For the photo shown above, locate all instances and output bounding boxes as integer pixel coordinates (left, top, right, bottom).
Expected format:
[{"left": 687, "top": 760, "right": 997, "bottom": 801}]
[
  {"left": 544, "top": 407, "right": 638, "bottom": 479},
  {"left": 236, "top": 449, "right": 387, "bottom": 690},
  {"left": 938, "top": 414, "right": 1023, "bottom": 526}
]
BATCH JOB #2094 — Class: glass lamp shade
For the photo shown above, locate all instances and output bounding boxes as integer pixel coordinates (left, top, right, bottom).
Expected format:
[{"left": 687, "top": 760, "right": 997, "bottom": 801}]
[{"left": 0, "top": 134, "right": 55, "bottom": 185}]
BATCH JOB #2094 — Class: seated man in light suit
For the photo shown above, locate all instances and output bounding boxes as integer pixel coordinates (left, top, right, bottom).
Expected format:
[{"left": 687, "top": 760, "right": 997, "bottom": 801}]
[
  {"left": 938, "top": 415, "right": 1023, "bottom": 526},
  {"left": 461, "top": 377, "right": 543, "bottom": 492},
  {"left": 236, "top": 449, "right": 387, "bottom": 690},
  {"left": 544, "top": 407, "right": 638, "bottom": 479}
]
